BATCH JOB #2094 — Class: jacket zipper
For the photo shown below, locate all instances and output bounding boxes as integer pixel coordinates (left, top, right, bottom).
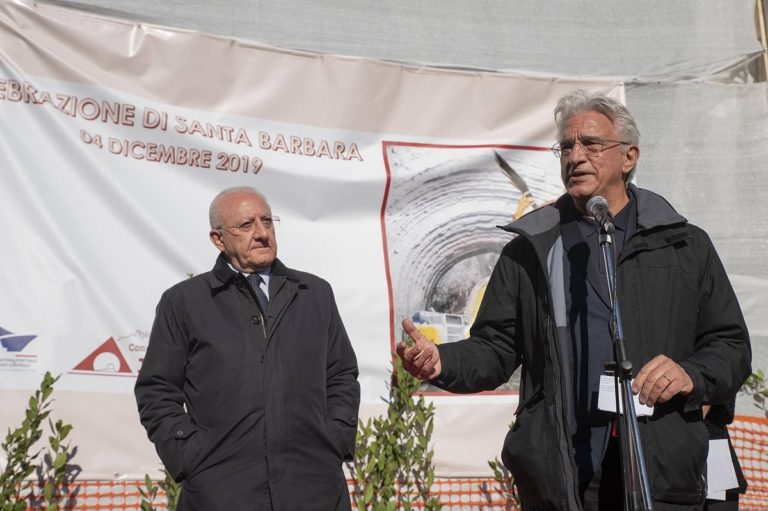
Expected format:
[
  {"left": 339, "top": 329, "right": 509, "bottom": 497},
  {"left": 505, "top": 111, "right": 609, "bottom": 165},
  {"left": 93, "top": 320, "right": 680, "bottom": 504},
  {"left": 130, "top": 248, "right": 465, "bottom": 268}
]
[
  {"left": 545, "top": 314, "right": 581, "bottom": 510},
  {"left": 510, "top": 226, "right": 581, "bottom": 509}
]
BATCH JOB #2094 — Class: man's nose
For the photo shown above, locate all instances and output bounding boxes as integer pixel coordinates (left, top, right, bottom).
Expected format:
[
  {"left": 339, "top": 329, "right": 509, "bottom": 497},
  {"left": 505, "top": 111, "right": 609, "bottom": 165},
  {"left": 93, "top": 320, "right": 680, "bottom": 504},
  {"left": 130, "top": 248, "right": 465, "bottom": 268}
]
[
  {"left": 252, "top": 220, "right": 270, "bottom": 238},
  {"left": 568, "top": 140, "right": 588, "bottom": 161}
]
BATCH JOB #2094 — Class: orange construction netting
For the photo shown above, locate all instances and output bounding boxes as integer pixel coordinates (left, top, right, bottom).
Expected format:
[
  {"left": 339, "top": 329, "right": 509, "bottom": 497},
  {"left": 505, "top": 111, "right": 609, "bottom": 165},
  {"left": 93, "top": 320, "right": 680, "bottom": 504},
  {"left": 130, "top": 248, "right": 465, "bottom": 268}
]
[
  {"left": 730, "top": 415, "right": 768, "bottom": 510},
  {"left": 20, "top": 415, "right": 768, "bottom": 510}
]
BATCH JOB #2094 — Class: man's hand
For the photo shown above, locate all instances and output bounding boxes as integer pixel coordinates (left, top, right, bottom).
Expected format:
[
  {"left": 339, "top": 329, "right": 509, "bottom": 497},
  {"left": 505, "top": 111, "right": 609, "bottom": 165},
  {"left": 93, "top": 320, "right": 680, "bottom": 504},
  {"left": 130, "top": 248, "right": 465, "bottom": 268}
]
[
  {"left": 632, "top": 354, "right": 694, "bottom": 407},
  {"left": 397, "top": 319, "right": 442, "bottom": 381}
]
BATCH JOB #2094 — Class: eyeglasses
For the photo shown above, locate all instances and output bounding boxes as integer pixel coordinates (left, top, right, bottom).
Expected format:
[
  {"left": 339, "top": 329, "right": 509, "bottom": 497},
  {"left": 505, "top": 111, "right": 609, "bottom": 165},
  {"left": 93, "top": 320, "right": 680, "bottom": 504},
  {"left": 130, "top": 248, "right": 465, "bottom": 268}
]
[
  {"left": 551, "top": 137, "right": 629, "bottom": 158},
  {"left": 219, "top": 216, "right": 280, "bottom": 235}
]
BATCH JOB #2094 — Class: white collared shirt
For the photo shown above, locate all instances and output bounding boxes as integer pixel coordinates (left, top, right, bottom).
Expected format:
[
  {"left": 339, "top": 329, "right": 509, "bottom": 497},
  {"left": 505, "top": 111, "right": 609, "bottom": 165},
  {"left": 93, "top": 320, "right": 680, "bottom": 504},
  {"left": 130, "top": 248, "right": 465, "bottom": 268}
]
[{"left": 227, "top": 262, "right": 271, "bottom": 299}]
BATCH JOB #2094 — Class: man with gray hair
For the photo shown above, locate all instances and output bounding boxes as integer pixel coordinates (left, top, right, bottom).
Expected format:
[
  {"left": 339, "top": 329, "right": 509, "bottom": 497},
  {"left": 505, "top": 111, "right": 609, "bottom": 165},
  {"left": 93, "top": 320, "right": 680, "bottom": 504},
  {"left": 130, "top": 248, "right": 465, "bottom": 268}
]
[
  {"left": 398, "top": 90, "right": 750, "bottom": 510},
  {"left": 135, "top": 186, "right": 360, "bottom": 510}
]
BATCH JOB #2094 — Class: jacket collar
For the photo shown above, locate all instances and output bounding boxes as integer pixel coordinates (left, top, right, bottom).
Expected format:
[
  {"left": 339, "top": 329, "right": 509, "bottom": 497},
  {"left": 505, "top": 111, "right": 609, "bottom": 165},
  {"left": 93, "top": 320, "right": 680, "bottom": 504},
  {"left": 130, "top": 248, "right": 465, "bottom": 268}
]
[
  {"left": 499, "top": 184, "right": 686, "bottom": 239},
  {"left": 630, "top": 184, "right": 687, "bottom": 231},
  {"left": 209, "top": 253, "right": 301, "bottom": 289}
]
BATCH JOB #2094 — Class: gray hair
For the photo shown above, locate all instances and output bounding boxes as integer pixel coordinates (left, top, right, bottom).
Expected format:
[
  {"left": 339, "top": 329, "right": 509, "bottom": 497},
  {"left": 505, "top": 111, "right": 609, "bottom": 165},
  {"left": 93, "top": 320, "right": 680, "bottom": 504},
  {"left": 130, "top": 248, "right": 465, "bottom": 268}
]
[
  {"left": 209, "top": 186, "right": 269, "bottom": 228},
  {"left": 554, "top": 89, "right": 640, "bottom": 181}
]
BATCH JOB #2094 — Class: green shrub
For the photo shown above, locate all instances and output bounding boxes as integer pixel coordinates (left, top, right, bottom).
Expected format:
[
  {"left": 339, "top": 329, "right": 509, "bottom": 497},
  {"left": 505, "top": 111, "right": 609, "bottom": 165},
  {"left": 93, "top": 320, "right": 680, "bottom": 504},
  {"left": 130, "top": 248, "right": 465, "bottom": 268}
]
[
  {"left": 347, "top": 356, "right": 440, "bottom": 510},
  {"left": 479, "top": 457, "right": 519, "bottom": 509},
  {"left": 139, "top": 468, "right": 180, "bottom": 511},
  {"left": 740, "top": 369, "right": 768, "bottom": 417},
  {"left": 0, "top": 372, "right": 77, "bottom": 510}
]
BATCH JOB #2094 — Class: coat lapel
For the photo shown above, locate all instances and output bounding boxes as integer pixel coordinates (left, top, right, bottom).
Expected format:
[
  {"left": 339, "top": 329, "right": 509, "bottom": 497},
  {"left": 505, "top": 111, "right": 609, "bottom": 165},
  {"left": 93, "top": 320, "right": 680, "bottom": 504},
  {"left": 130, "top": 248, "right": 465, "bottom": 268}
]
[{"left": 265, "top": 261, "right": 300, "bottom": 348}]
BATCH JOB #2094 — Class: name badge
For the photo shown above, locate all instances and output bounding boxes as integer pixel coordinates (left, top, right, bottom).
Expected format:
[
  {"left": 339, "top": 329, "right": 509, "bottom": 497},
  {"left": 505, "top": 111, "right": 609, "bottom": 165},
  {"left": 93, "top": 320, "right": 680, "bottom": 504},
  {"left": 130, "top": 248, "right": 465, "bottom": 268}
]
[{"left": 597, "top": 374, "right": 654, "bottom": 417}]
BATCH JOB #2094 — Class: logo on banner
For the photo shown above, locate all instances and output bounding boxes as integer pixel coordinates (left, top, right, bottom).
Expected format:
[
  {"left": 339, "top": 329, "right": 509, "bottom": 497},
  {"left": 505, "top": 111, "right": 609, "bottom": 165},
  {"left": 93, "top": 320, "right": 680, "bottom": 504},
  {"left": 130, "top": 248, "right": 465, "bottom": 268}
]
[
  {"left": 70, "top": 330, "right": 149, "bottom": 377},
  {"left": 0, "top": 324, "right": 38, "bottom": 371}
]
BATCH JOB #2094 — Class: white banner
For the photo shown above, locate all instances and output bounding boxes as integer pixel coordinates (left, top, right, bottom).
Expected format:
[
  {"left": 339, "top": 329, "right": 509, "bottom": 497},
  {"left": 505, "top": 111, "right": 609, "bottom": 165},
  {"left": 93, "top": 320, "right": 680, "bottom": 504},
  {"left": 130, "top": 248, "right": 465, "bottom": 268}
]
[{"left": 0, "top": 0, "right": 623, "bottom": 477}]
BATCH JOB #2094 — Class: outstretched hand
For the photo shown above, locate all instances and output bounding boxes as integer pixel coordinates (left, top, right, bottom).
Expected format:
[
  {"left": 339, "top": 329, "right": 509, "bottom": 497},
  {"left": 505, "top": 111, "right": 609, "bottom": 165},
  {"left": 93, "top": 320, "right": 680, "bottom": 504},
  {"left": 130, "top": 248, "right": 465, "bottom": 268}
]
[{"left": 397, "top": 319, "right": 442, "bottom": 381}]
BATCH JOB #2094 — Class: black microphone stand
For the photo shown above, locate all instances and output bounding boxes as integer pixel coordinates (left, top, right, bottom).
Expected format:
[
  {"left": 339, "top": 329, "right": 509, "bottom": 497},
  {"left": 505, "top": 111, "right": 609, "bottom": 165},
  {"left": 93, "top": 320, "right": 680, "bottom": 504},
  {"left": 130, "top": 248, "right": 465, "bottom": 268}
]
[{"left": 597, "top": 221, "right": 653, "bottom": 511}]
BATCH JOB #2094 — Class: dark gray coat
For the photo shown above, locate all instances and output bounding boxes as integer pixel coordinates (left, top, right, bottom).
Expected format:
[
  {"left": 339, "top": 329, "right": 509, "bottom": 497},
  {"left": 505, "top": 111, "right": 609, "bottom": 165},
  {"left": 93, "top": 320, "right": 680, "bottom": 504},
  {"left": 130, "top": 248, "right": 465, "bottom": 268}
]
[
  {"left": 135, "top": 255, "right": 360, "bottom": 511},
  {"left": 433, "top": 186, "right": 751, "bottom": 510}
]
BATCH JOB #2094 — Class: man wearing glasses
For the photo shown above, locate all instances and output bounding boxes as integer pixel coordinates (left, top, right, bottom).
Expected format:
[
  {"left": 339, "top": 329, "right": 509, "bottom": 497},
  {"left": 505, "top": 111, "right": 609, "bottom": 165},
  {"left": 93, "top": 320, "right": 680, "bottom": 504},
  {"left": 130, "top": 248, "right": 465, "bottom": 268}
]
[
  {"left": 398, "top": 90, "right": 750, "bottom": 510},
  {"left": 135, "top": 186, "right": 360, "bottom": 511}
]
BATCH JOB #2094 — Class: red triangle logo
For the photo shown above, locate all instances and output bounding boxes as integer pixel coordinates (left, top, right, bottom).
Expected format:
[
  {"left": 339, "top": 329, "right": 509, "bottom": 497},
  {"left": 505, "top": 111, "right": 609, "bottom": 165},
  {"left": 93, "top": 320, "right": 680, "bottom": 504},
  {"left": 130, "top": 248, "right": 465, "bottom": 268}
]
[{"left": 72, "top": 337, "right": 132, "bottom": 373}]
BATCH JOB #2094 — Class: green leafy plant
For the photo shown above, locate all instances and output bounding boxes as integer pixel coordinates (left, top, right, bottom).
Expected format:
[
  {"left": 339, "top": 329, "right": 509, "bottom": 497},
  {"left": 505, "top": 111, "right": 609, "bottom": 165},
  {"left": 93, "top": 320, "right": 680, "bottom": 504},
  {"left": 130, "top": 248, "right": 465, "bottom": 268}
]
[
  {"left": 0, "top": 372, "right": 78, "bottom": 510},
  {"left": 139, "top": 474, "right": 161, "bottom": 511},
  {"left": 740, "top": 369, "right": 768, "bottom": 417},
  {"left": 33, "top": 417, "right": 78, "bottom": 510},
  {"left": 479, "top": 457, "right": 519, "bottom": 510},
  {"left": 347, "top": 356, "right": 440, "bottom": 510},
  {"left": 139, "top": 467, "right": 181, "bottom": 511},
  {"left": 159, "top": 468, "right": 181, "bottom": 510}
]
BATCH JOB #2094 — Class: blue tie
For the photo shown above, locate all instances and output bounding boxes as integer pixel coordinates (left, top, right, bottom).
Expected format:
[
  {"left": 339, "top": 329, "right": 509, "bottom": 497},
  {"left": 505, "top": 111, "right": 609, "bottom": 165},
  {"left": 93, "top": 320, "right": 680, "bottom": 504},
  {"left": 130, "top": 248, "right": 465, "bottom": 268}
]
[{"left": 247, "top": 273, "right": 269, "bottom": 315}]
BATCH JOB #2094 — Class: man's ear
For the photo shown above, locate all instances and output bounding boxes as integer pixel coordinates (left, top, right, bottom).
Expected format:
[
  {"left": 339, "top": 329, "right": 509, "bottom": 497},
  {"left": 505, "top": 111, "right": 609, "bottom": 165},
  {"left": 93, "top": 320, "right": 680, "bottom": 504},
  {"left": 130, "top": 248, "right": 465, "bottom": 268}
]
[
  {"left": 210, "top": 229, "right": 225, "bottom": 252},
  {"left": 622, "top": 145, "right": 639, "bottom": 177}
]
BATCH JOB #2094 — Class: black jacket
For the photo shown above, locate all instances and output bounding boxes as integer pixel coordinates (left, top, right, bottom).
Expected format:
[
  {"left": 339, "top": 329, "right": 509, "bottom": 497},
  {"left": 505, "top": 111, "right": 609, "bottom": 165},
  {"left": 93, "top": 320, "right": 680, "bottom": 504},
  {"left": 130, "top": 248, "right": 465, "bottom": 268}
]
[
  {"left": 433, "top": 186, "right": 751, "bottom": 510},
  {"left": 135, "top": 255, "right": 360, "bottom": 511}
]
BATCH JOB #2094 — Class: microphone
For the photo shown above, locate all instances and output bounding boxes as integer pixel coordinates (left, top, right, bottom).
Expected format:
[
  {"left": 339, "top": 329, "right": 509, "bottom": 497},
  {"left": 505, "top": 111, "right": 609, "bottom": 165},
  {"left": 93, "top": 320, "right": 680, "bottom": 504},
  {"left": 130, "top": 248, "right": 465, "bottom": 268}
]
[{"left": 586, "top": 196, "right": 615, "bottom": 233}]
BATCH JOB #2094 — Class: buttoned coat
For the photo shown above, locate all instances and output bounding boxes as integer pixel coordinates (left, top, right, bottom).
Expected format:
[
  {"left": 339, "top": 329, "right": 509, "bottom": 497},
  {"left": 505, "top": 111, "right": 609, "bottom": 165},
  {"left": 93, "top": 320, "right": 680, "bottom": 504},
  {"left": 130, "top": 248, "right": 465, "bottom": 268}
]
[{"left": 135, "top": 255, "right": 360, "bottom": 511}]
